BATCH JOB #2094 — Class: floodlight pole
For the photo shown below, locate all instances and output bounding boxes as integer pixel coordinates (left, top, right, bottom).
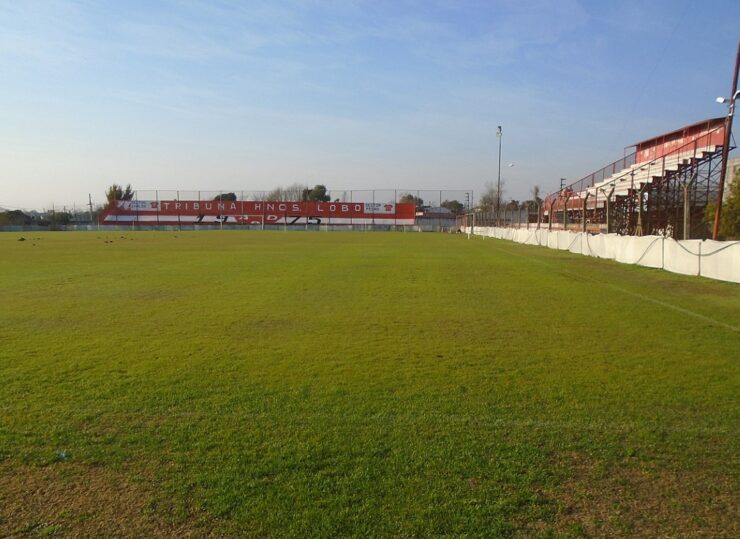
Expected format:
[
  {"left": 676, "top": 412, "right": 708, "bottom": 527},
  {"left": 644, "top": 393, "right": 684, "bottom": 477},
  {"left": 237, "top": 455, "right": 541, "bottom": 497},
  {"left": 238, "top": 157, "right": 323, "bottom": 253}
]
[
  {"left": 713, "top": 36, "right": 740, "bottom": 240},
  {"left": 88, "top": 193, "right": 94, "bottom": 227},
  {"left": 496, "top": 125, "right": 502, "bottom": 226}
]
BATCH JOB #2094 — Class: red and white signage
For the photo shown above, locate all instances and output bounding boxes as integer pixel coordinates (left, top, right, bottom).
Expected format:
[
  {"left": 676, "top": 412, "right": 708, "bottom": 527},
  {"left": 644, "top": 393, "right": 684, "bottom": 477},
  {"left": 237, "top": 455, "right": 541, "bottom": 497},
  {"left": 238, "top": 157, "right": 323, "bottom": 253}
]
[{"left": 100, "top": 200, "right": 417, "bottom": 226}]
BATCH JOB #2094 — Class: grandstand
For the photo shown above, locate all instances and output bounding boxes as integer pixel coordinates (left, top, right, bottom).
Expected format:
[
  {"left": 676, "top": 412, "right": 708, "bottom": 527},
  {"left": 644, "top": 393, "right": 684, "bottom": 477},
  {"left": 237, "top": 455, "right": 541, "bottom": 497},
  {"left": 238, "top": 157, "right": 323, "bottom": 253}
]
[
  {"left": 98, "top": 189, "right": 473, "bottom": 231},
  {"left": 542, "top": 118, "right": 730, "bottom": 238}
]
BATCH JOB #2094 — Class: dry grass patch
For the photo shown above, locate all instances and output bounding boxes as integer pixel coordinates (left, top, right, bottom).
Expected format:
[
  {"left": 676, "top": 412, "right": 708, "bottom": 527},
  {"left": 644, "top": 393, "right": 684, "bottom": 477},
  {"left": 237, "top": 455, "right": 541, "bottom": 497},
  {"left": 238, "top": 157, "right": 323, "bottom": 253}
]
[
  {"left": 0, "top": 462, "right": 210, "bottom": 538},
  {"left": 529, "top": 452, "right": 738, "bottom": 538}
]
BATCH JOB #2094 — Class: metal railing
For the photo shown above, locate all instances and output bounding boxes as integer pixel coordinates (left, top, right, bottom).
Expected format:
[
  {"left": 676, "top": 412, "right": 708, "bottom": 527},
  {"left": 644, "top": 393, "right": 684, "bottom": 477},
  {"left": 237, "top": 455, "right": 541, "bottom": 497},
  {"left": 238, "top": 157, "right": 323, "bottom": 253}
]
[{"left": 543, "top": 125, "right": 724, "bottom": 215}]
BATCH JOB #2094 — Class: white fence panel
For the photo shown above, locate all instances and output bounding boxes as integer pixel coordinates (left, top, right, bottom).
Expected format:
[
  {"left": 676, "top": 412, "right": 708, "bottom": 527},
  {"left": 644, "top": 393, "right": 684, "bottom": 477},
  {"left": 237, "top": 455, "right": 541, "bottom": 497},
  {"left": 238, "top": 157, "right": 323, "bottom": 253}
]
[
  {"left": 613, "top": 235, "right": 631, "bottom": 263},
  {"left": 536, "top": 230, "right": 548, "bottom": 247},
  {"left": 568, "top": 232, "right": 584, "bottom": 255},
  {"left": 523, "top": 230, "right": 538, "bottom": 245},
  {"left": 662, "top": 239, "right": 700, "bottom": 276},
  {"left": 699, "top": 240, "right": 740, "bottom": 283},
  {"left": 586, "top": 233, "right": 612, "bottom": 259},
  {"left": 636, "top": 237, "right": 664, "bottom": 269},
  {"left": 616, "top": 236, "right": 663, "bottom": 268},
  {"left": 602, "top": 233, "right": 619, "bottom": 260},
  {"left": 582, "top": 233, "right": 601, "bottom": 258},
  {"left": 555, "top": 231, "right": 570, "bottom": 250},
  {"left": 467, "top": 227, "right": 739, "bottom": 283}
]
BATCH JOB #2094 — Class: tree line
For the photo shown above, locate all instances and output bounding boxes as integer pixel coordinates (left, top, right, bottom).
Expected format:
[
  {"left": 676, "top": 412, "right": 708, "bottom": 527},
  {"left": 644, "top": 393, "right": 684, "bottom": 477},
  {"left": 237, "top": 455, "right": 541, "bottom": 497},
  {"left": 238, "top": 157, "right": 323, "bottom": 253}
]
[{"left": 101, "top": 182, "right": 541, "bottom": 217}]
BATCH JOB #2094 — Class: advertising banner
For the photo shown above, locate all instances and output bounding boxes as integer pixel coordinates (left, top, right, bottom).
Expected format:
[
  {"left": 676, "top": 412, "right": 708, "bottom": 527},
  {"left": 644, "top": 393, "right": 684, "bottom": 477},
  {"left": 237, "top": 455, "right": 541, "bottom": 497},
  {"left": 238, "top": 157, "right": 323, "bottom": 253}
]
[{"left": 100, "top": 199, "right": 417, "bottom": 226}]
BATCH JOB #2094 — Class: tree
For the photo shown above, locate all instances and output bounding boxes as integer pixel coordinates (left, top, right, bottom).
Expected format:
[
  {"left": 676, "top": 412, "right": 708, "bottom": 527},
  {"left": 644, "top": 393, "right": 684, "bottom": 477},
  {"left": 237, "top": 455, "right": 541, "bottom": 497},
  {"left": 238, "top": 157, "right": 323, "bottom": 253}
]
[
  {"left": 0, "top": 210, "right": 34, "bottom": 226},
  {"left": 105, "top": 183, "right": 134, "bottom": 204},
  {"left": 301, "top": 184, "right": 331, "bottom": 202},
  {"left": 47, "top": 210, "right": 71, "bottom": 229},
  {"left": 440, "top": 200, "right": 464, "bottom": 214},
  {"left": 399, "top": 194, "right": 424, "bottom": 209},
  {"left": 214, "top": 192, "right": 237, "bottom": 201},
  {"left": 262, "top": 183, "right": 308, "bottom": 201},
  {"left": 704, "top": 170, "right": 740, "bottom": 240},
  {"left": 260, "top": 188, "right": 282, "bottom": 201},
  {"left": 478, "top": 181, "right": 505, "bottom": 212},
  {"left": 517, "top": 185, "right": 544, "bottom": 219},
  {"left": 530, "top": 185, "right": 542, "bottom": 206},
  {"left": 721, "top": 171, "right": 740, "bottom": 239}
]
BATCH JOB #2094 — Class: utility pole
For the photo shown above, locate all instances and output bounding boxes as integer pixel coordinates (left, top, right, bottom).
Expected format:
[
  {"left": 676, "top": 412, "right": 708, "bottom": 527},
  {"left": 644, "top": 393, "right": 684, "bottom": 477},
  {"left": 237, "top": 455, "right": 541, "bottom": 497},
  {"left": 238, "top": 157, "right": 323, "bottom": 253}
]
[
  {"left": 88, "top": 194, "right": 94, "bottom": 227},
  {"left": 713, "top": 35, "right": 740, "bottom": 240},
  {"left": 496, "top": 126, "right": 502, "bottom": 225}
]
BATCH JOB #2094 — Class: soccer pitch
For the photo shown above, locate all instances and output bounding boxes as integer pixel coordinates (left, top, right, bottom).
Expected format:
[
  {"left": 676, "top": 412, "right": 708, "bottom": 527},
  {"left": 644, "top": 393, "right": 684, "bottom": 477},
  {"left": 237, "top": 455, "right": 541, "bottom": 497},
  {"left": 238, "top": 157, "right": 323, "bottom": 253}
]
[{"left": 1, "top": 231, "right": 738, "bottom": 537}]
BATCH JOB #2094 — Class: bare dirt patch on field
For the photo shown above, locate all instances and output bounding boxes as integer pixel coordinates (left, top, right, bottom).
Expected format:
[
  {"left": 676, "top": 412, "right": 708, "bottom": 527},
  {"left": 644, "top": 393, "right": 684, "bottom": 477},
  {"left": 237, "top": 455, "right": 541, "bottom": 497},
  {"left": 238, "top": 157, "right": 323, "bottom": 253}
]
[
  {"left": 528, "top": 452, "right": 738, "bottom": 538},
  {"left": 0, "top": 463, "right": 209, "bottom": 538}
]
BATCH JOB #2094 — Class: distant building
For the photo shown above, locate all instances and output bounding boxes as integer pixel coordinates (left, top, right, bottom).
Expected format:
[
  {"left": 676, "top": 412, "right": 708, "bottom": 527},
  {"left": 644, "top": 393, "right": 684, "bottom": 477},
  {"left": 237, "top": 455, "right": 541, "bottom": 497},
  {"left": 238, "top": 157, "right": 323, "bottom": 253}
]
[
  {"left": 416, "top": 206, "right": 454, "bottom": 218},
  {"left": 414, "top": 206, "right": 457, "bottom": 229}
]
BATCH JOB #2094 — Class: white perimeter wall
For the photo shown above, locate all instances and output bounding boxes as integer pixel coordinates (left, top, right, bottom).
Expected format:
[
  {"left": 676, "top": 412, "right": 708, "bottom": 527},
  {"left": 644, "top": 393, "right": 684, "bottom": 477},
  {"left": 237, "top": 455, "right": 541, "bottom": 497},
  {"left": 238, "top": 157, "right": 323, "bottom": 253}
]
[{"left": 466, "top": 227, "right": 740, "bottom": 284}]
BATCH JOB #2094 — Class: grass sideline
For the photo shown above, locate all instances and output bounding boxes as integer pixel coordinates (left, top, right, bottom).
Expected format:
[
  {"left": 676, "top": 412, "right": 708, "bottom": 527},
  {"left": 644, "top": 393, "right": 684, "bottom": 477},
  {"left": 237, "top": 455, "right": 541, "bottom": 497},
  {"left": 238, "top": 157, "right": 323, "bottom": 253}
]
[{"left": 1, "top": 231, "right": 738, "bottom": 537}]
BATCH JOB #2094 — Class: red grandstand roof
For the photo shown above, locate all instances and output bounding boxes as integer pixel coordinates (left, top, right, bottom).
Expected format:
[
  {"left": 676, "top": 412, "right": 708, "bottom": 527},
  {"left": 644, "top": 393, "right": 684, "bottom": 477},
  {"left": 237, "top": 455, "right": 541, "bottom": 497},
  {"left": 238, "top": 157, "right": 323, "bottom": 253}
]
[{"left": 628, "top": 117, "right": 725, "bottom": 149}]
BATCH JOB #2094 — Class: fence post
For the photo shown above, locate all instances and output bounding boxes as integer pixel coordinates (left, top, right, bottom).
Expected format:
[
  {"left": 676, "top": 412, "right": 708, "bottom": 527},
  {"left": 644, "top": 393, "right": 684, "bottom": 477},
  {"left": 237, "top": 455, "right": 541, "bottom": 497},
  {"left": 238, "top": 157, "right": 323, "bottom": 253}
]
[
  {"left": 438, "top": 190, "right": 442, "bottom": 232},
  {"left": 683, "top": 183, "right": 690, "bottom": 240},
  {"left": 698, "top": 241, "right": 702, "bottom": 277},
  {"left": 582, "top": 193, "right": 590, "bottom": 233},
  {"left": 661, "top": 236, "right": 665, "bottom": 269},
  {"left": 372, "top": 189, "right": 375, "bottom": 228},
  {"left": 132, "top": 190, "right": 137, "bottom": 231}
]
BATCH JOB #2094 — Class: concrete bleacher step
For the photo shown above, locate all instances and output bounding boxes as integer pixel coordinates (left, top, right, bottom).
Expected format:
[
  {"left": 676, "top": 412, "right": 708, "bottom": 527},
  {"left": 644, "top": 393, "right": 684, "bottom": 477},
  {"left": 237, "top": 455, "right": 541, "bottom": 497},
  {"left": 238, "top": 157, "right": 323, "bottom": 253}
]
[
  {"left": 588, "top": 147, "right": 716, "bottom": 190},
  {"left": 571, "top": 144, "right": 721, "bottom": 204}
]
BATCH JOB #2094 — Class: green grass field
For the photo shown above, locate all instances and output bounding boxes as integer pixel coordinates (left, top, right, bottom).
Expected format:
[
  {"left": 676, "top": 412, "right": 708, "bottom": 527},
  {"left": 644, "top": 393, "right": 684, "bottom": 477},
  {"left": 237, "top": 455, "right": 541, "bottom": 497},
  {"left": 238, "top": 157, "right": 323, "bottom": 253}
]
[{"left": 1, "top": 231, "right": 738, "bottom": 537}]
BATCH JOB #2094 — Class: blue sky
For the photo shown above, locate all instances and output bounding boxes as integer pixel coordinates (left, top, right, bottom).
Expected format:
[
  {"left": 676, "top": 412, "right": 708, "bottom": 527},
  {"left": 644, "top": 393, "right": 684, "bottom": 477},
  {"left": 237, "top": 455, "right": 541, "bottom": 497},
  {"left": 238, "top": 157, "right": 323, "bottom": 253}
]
[{"left": 1, "top": 0, "right": 738, "bottom": 209}]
